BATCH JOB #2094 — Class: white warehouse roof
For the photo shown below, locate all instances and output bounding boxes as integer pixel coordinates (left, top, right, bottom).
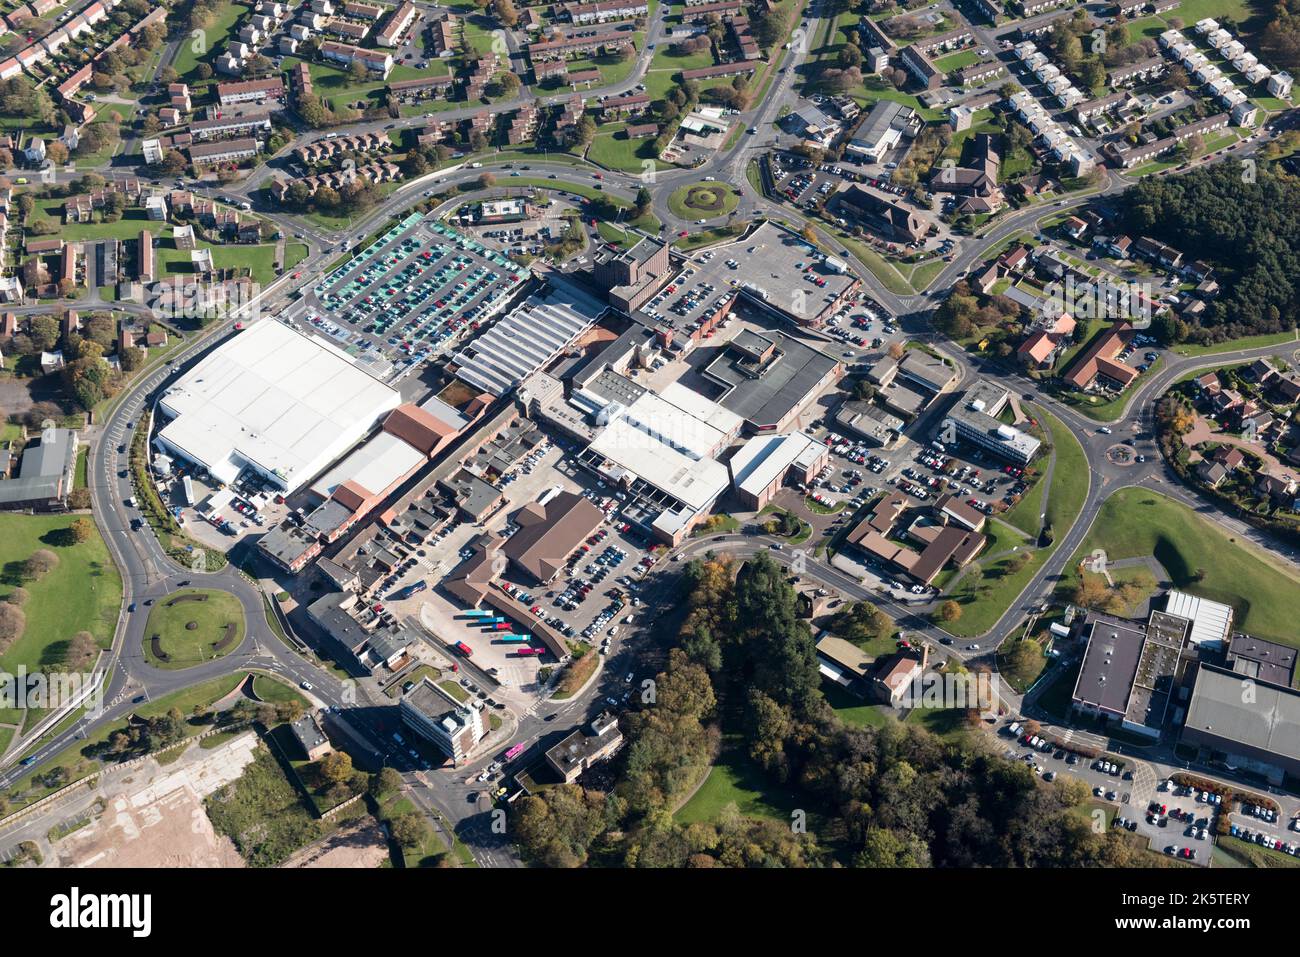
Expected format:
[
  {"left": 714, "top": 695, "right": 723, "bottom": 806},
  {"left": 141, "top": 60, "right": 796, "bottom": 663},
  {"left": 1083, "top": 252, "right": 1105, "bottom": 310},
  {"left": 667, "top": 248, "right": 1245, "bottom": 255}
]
[
  {"left": 586, "top": 384, "right": 739, "bottom": 513},
  {"left": 156, "top": 320, "right": 401, "bottom": 490},
  {"left": 309, "top": 429, "right": 426, "bottom": 501},
  {"left": 1165, "top": 590, "right": 1234, "bottom": 648},
  {"left": 729, "top": 431, "right": 825, "bottom": 498}
]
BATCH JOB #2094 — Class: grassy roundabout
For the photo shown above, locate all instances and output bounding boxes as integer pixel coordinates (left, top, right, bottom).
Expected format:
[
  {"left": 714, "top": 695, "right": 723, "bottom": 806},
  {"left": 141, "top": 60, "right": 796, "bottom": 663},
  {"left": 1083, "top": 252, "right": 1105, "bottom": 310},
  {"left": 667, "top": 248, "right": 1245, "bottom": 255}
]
[
  {"left": 143, "top": 588, "right": 246, "bottom": 669},
  {"left": 668, "top": 182, "right": 741, "bottom": 220}
]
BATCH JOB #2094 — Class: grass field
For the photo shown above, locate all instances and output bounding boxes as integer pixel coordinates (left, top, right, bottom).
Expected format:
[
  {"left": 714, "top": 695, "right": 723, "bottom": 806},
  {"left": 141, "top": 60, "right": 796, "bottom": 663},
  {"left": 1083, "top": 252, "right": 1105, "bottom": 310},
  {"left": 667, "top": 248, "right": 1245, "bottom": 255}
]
[
  {"left": 675, "top": 748, "right": 798, "bottom": 825},
  {"left": 939, "top": 520, "right": 1044, "bottom": 638},
  {"left": 668, "top": 183, "right": 740, "bottom": 220},
  {"left": 1173, "top": 330, "right": 1298, "bottom": 357},
  {"left": 1041, "top": 404, "right": 1090, "bottom": 537},
  {"left": 932, "top": 49, "right": 984, "bottom": 73},
  {"left": 586, "top": 127, "right": 670, "bottom": 173},
  {"left": 0, "top": 514, "right": 122, "bottom": 676},
  {"left": 142, "top": 588, "right": 245, "bottom": 669},
  {"left": 174, "top": 0, "right": 244, "bottom": 82},
  {"left": 251, "top": 674, "right": 308, "bottom": 707},
  {"left": 1216, "top": 834, "right": 1300, "bottom": 868},
  {"left": 1067, "top": 487, "right": 1300, "bottom": 644},
  {"left": 823, "top": 683, "right": 893, "bottom": 727}
]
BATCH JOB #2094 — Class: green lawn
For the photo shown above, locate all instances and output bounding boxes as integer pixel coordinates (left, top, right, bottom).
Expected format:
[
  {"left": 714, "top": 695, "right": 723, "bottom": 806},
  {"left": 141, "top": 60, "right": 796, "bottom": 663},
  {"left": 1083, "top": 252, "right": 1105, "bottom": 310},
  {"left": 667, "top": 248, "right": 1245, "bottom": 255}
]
[
  {"left": 142, "top": 588, "right": 246, "bottom": 669},
  {"left": 0, "top": 513, "right": 122, "bottom": 676},
  {"left": 174, "top": 0, "right": 245, "bottom": 83},
  {"left": 932, "top": 49, "right": 983, "bottom": 73},
  {"left": 675, "top": 748, "right": 799, "bottom": 825},
  {"left": 1067, "top": 487, "right": 1300, "bottom": 645},
  {"left": 587, "top": 128, "right": 670, "bottom": 173},
  {"left": 939, "top": 520, "right": 1044, "bottom": 638},
  {"left": 1217, "top": 834, "right": 1300, "bottom": 868},
  {"left": 1040, "top": 404, "right": 1089, "bottom": 538},
  {"left": 823, "top": 682, "right": 892, "bottom": 728},
  {"left": 251, "top": 674, "right": 308, "bottom": 707},
  {"left": 1173, "top": 330, "right": 1298, "bottom": 357},
  {"left": 668, "top": 183, "right": 740, "bottom": 220},
  {"left": 903, "top": 706, "right": 971, "bottom": 743},
  {"left": 438, "top": 679, "right": 469, "bottom": 703}
]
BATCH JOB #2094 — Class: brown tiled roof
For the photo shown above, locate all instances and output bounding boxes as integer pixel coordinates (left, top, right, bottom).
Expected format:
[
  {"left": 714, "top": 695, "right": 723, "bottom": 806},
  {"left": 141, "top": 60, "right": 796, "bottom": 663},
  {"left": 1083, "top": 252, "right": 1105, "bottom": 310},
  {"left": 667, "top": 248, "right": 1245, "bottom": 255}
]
[{"left": 503, "top": 490, "right": 604, "bottom": 582}]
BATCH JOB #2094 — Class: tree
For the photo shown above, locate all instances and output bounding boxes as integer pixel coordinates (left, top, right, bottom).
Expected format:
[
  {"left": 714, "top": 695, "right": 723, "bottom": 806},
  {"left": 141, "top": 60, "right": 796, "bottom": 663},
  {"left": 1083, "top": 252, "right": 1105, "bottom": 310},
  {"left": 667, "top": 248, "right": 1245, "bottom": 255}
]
[
  {"left": 389, "top": 811, "right": 432, "bottom": 848},
  {"left": 30, "top": 315, "right": 58, "bottom": 352},
  {"left": 24, "top": 549, "right": 59, "bottom": 580},
  {"left": 0, "top": 603, "right": 25, "bottom": 650},
  {"left": 69, "top": 518, "right": 94, "bottom": 543},
  {"left": 936, "top": 599, "right": 962, "bottom": 622},
  {"left": 319, "top": 750, "right": 354, "bottom": 785},
  {"left": 66, "top": 631, "right": 98, "bottom": 670},
  {"left": 46, "top": 140, "right": 69, "bottom": 165},
  {"left": 477, "top": 172, "right": 496, "bottom": 189},
  {"left": 196, "top": 63, "right": 213, "bottom": 80},
  {"left": 370, "top": 766, "right": 403, "bottom": 797}
]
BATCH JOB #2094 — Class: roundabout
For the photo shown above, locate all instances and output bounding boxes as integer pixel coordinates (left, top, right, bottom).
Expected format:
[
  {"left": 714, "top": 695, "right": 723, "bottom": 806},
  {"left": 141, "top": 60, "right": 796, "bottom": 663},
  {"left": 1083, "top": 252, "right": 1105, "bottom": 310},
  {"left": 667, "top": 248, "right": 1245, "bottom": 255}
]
[
  {"left": 142, "top": 588, "right": 247, "bottom": 670},
  {"left": 669, "top": 182, "right": 741, "bottom": 220}
]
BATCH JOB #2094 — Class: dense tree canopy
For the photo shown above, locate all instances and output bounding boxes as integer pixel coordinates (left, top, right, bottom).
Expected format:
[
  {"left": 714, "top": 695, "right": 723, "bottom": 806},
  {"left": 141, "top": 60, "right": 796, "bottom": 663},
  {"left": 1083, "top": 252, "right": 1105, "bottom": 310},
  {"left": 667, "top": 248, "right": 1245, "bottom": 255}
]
[{"left": 1119, "top": 164, "right": 1300, "bottom": 342}]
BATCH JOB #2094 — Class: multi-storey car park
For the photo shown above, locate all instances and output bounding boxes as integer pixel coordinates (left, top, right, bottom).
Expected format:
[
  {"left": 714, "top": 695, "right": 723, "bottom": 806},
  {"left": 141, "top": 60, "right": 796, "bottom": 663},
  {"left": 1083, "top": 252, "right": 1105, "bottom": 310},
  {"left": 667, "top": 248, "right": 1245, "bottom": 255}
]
[{"left": 304, "top": 214, "right": 531, "bottom": 376}]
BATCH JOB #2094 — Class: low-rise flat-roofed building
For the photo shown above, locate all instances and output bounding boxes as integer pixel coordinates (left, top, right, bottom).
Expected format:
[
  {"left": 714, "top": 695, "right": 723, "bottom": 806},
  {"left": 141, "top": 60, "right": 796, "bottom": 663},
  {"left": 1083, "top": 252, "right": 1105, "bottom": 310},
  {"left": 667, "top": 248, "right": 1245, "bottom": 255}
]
[
  {"left": 727, "top": 430, "right": 829, "bottom": 509},
  {"left": 579, "top": 381, "right": 739, "bottom": 537},
  {"left": 843, "top": 99, "right": 918, "bottom": 163},
  {"left": 545, "top": 712, "right": 623, "bottom": 783},
  {"left": 288, "top": 712, "right": 333, "bottom": 761},
  {"left": 400, "top": 676, "right": 486, "bottom": 766},
  {"left": 454, "top": 277, "right": 604, "bottom": 397},
  {"left": 835, "top": 400, "right": 904, "bottom": 446},
  {"left": 156, "top": 320, "right": 401, "bottom": 492},
  {"left": 1163, "top": 590, "right": 1233, "bottom": 649},
  {"left": 700, "top": 328, "right": 843, "bottom": 434},
  {"left": 1182, "top": 663, "right": 1300, "bottom": 784},
  {"left": 1226, "top": 634, "right": 1296, "bottom": 688},
  {"left": 1071, "top": 613, "right": 1148, "bottom": 723},
  {"left": 942, "top": 380, "right": 1041, "bottom": 465}
]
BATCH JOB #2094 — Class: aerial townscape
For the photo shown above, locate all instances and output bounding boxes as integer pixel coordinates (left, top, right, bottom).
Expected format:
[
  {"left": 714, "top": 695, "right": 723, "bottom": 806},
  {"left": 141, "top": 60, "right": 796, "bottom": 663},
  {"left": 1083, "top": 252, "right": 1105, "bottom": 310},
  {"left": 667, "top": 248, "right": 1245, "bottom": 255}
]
[{"left": 0, "top": 0, "right": 1299, "bottom": 907}]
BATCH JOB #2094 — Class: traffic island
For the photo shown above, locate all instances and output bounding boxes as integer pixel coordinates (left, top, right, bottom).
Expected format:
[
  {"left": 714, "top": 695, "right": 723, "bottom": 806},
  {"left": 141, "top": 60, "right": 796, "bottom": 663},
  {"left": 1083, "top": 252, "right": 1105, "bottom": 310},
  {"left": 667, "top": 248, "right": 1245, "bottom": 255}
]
[
  {"left": 669, "top": 183, "right": 740, "bottom": 220},
  {"left": 142, "top": 588, "right": 246, "bottom": 670}
]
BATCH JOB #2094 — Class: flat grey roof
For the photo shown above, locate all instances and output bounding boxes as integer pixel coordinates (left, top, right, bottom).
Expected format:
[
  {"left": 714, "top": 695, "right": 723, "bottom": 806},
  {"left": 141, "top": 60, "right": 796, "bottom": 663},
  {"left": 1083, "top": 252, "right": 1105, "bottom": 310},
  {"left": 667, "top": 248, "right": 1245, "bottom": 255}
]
[
  {"left": 1229, "top": 634, "right": 1297, "bottom": 688},
  {"left": 702, "top": 329, "right": 838, "bottom": 429},
  {"left": 1186, "top": 663, "right": 1300, "bottom": 764},
  {"left": 1073, "top": 614, "right": 1148, "bottom": 717}
]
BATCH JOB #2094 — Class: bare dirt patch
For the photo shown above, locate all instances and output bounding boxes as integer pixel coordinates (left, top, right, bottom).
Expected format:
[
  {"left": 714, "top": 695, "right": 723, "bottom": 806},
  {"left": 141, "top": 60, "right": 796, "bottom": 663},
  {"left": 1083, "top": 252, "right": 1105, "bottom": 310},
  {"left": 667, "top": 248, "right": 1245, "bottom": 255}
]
[{"left": 283, "top": 818, "right": 389, "bottom": 868}]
